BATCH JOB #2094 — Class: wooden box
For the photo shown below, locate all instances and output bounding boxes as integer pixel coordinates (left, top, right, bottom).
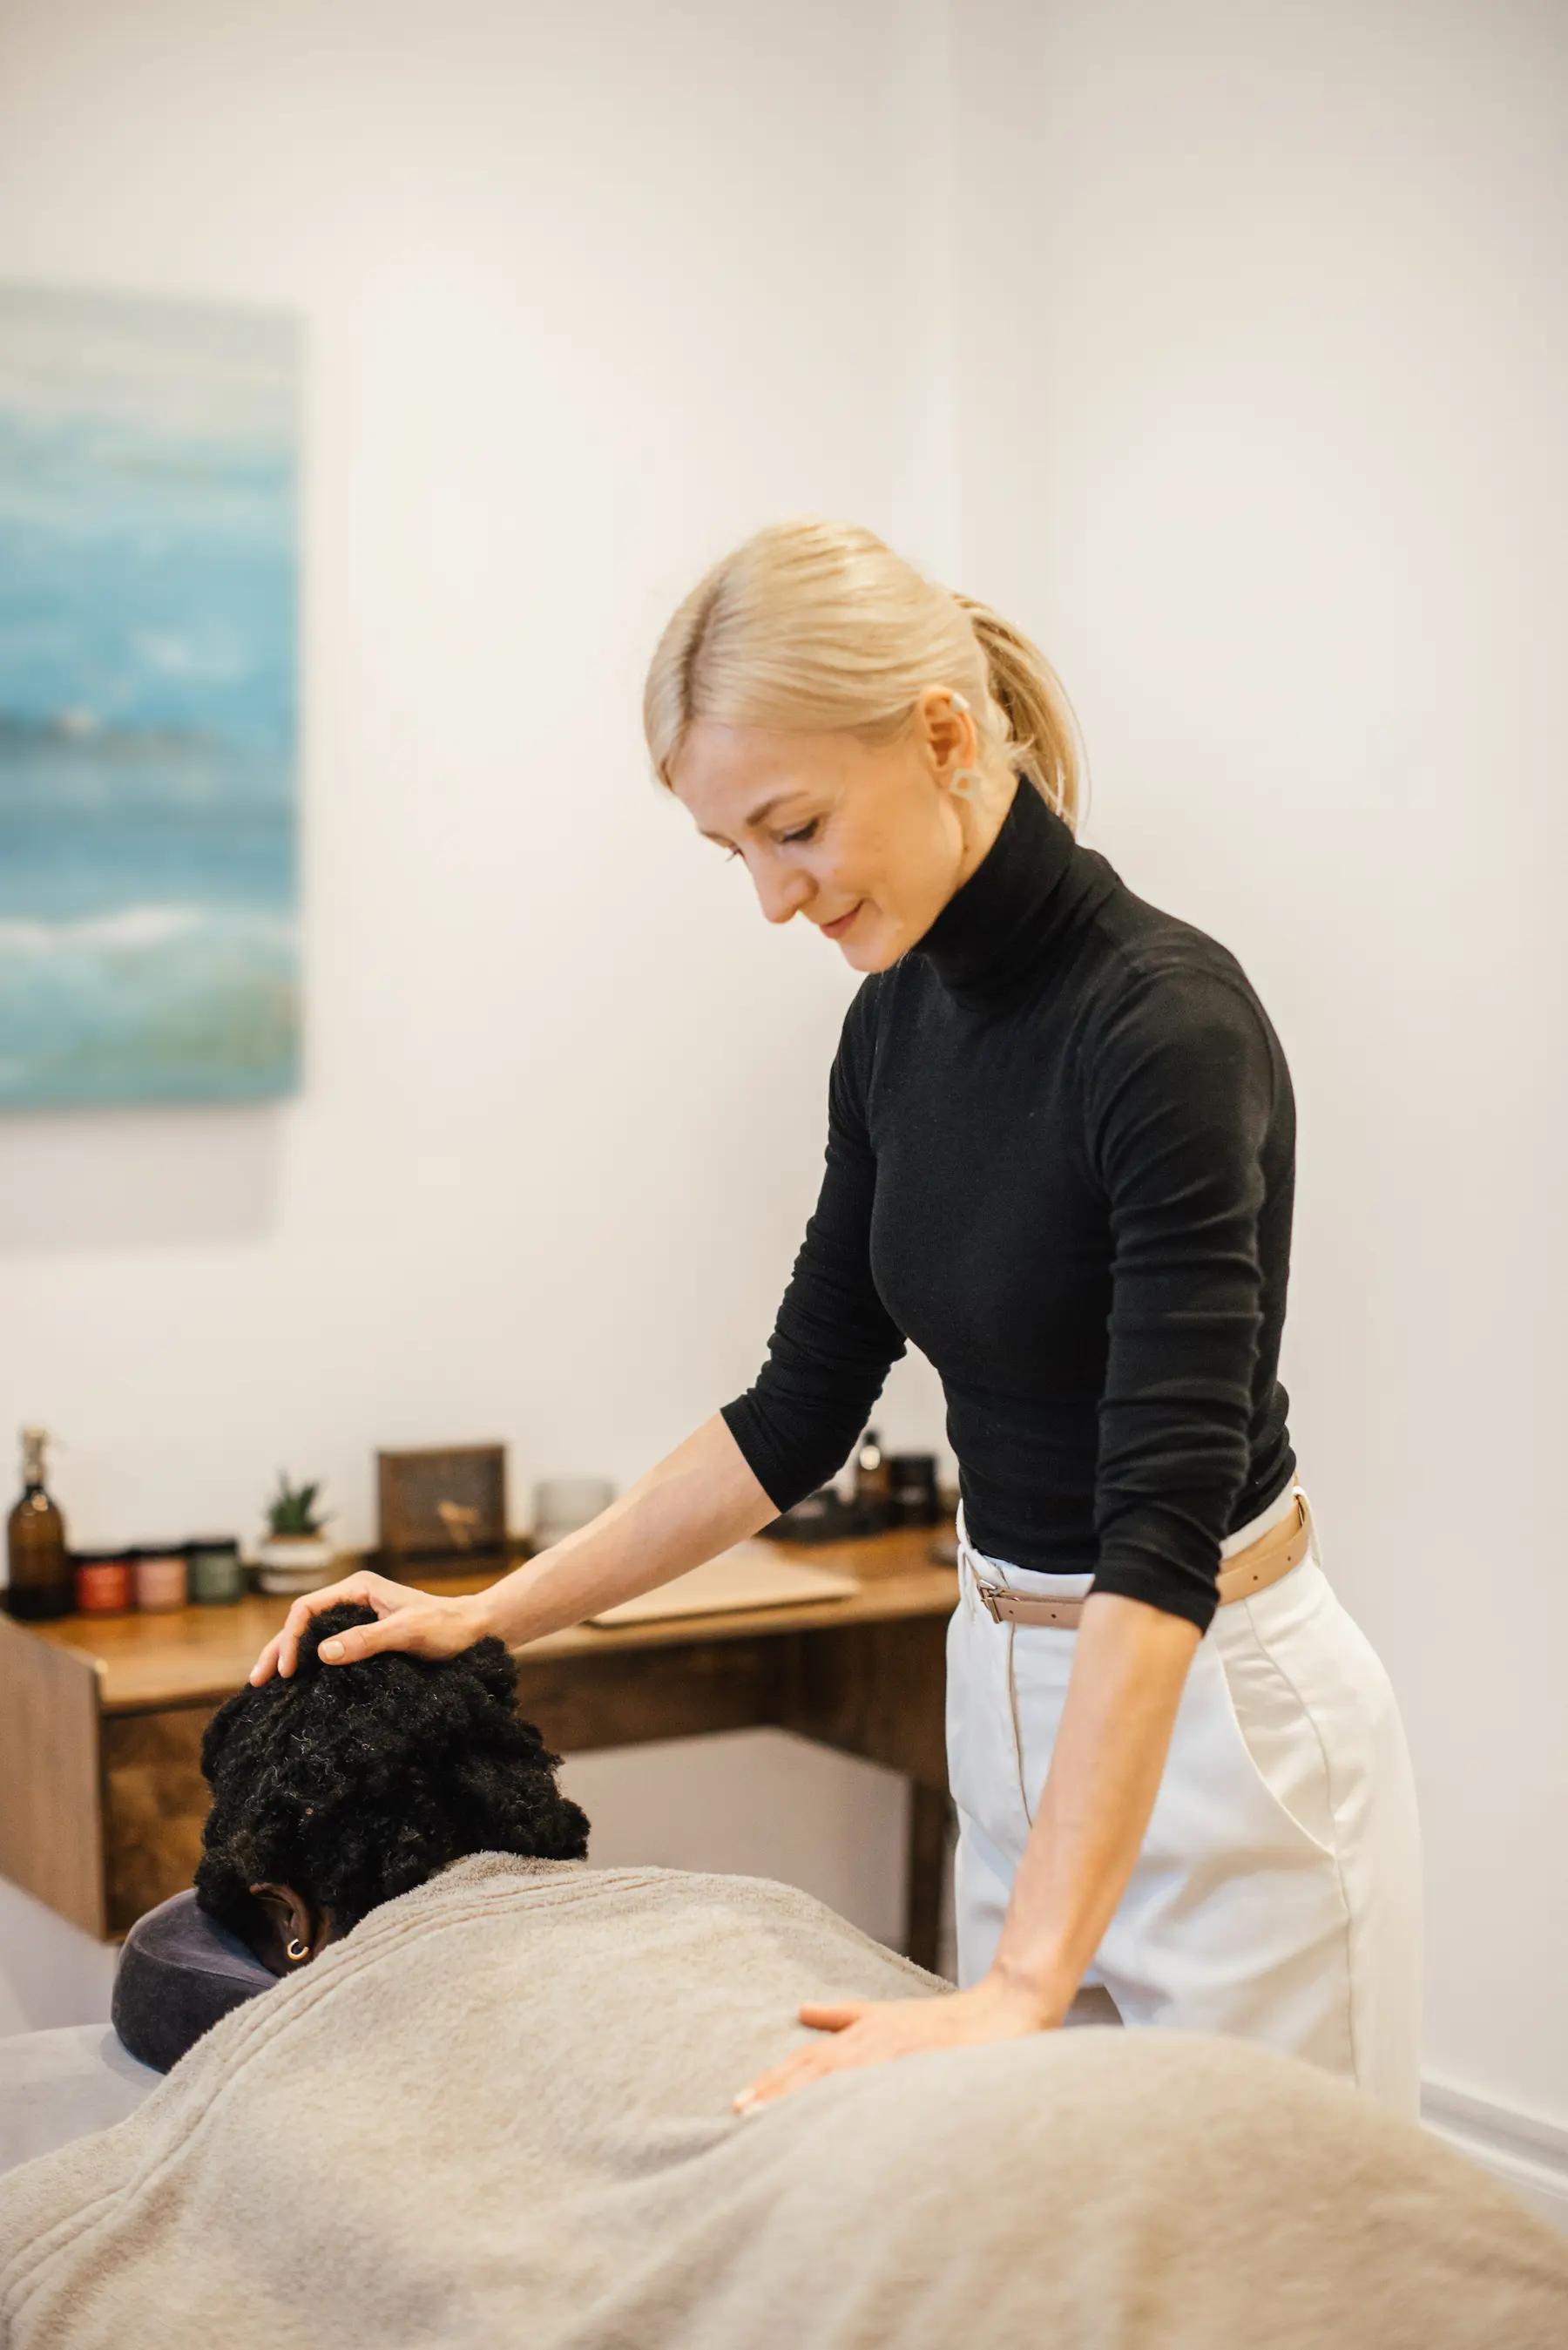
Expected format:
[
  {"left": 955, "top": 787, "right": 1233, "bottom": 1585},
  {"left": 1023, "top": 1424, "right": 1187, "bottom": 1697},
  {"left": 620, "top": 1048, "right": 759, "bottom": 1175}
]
[{"left": 375, "top": 1444, "right": 508, "bottom": 1572}]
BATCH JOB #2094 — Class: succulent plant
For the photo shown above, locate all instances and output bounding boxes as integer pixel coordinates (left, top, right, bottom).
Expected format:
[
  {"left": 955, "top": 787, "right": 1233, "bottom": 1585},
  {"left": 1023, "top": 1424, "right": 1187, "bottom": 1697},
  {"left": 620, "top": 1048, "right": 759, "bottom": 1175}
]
[{"left": 264, "top": 1470, "right": 332, "bottom": 1540}]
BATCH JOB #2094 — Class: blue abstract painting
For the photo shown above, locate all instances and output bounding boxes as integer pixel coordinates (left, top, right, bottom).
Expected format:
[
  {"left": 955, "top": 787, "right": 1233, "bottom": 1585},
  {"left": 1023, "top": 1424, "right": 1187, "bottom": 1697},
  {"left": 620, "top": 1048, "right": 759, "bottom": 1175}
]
[{"left": 0, "top": 282, "right": 300, "bottom": 1109}]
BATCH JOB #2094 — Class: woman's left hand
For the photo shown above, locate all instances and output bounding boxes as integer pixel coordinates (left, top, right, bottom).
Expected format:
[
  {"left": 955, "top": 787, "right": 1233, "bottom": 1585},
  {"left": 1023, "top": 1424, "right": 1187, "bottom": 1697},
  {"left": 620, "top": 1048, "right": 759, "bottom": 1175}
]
[{"left": 732, "top": 1970, "right": 1060, "bottom": 2116}]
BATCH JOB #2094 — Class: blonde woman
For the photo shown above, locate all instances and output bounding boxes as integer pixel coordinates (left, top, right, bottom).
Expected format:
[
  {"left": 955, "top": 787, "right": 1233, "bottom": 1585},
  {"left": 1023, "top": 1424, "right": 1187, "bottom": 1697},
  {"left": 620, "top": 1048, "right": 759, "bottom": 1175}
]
[{"left": 249, "top": 519, "right": 1423, "bottom": 2123}]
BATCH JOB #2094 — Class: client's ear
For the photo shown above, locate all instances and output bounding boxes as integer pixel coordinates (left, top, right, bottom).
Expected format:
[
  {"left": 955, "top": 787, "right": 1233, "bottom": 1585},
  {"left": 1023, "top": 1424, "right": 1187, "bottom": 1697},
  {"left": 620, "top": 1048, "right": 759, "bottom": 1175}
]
[{"left": 247, "top": 1882, "right": 336, "bottom": 1976}]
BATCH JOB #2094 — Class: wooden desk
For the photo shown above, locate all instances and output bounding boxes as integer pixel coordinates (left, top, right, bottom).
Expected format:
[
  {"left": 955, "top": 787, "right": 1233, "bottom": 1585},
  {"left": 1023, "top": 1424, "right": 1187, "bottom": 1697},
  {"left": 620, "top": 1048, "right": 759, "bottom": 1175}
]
[{"left": 0, "top": 1529, "right": 960, "bottom": 1969}]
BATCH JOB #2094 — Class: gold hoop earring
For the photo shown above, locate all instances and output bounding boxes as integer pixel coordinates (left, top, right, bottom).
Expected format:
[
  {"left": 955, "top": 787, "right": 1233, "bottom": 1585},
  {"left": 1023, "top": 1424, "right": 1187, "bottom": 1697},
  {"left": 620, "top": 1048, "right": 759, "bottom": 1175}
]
[
  {"left": 285, "top": 1937, "right": 309, "bottom": 1963},
  {"left": 948, "top": 769, "right": 983, "bottom": 803}
]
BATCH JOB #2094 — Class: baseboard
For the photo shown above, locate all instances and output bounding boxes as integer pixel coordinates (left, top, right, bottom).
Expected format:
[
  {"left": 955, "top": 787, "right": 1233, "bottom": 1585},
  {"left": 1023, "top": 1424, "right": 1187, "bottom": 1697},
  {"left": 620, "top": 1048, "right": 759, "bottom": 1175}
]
[{"left": 1423, "top": 2076, "right": 1568, "bottom": 2231}]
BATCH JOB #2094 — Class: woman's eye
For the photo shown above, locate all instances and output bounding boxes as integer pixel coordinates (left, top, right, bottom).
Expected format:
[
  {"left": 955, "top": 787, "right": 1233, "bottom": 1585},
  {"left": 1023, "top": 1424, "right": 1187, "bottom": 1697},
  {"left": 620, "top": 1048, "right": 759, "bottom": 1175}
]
[{"left": 723, "top": 820, "right": 818, "bottom": 863}]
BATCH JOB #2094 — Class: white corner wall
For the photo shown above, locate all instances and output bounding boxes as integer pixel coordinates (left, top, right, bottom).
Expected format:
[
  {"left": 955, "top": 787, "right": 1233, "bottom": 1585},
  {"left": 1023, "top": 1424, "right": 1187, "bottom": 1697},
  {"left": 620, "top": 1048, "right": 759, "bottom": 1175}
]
[
  {"left": 0, "top": 0, "right": 957, "bottom": 1546},
  {"left": 952, "top": 0, "right": 1566, "bottom": 2134}
]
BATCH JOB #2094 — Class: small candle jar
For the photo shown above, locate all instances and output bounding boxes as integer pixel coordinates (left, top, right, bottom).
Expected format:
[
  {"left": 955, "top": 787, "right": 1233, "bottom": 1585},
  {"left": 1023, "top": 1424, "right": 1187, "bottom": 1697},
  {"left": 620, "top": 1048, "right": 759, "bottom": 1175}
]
[
  {"left": 186, "top": 1538, "right": 245, "bottom": 1605},
  {"left": 133, "top": 1548, "right": 188, "bottom": 1612},
  {"left": 73, "top": 1550, "right": 133, "bottom": 1615}
]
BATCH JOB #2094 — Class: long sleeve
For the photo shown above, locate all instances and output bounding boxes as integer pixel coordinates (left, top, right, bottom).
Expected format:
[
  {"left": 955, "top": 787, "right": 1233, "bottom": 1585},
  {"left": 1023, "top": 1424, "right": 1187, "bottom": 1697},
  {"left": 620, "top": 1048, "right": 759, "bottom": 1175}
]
[
  {"left": 720, "top": 987, "right": 908, "bottom": 1514},
  {"left": 1081, "top": 958, "right": 1278, "bottom": 1633}
]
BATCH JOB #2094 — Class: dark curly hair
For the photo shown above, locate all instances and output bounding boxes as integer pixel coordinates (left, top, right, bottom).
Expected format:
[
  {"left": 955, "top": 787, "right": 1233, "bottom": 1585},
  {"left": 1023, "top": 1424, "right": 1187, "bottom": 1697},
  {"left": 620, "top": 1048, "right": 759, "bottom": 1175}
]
[{"left": 194, "top": 1602, "right": 590, "bottom": 1941}]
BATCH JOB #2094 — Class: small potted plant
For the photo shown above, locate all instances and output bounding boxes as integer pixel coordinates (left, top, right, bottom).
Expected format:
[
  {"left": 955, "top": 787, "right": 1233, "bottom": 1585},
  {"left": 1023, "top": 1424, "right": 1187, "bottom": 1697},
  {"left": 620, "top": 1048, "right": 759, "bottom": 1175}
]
[{"left": 255, "top": 1471, "right": 335, "bottom": 1596}]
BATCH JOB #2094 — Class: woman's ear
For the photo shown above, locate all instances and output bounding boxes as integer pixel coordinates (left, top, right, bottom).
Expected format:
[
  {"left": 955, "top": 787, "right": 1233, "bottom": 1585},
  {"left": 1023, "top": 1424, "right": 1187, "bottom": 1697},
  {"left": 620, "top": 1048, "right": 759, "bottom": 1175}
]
[{"left": 246, "top": 1882, "right": 333, "bottom": 1975}]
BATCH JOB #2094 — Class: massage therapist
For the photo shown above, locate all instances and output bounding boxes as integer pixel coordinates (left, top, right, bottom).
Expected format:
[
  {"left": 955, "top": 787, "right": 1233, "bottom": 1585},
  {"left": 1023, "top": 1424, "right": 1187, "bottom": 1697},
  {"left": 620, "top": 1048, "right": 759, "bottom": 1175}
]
[{"left": 249, "top": 518, "right": 1423, "bottom": 2122}]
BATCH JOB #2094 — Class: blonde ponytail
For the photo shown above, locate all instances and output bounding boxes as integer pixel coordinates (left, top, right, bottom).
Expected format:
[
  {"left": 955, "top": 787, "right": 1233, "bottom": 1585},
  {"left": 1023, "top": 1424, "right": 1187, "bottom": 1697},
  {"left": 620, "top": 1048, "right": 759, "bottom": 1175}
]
[
  {"left": 950, "top": 593, "right": 1086, "bottom": 833},
  {"left": 643, "top": 518, "right": 1087, "bottom": 835}
]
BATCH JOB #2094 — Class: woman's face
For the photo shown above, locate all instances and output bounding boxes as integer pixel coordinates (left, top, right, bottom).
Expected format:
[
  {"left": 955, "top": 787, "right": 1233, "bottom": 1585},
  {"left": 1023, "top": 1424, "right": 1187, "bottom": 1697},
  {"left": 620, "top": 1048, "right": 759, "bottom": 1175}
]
[{"left": 669, "top": 686, "right": 992, "bottom": 972}]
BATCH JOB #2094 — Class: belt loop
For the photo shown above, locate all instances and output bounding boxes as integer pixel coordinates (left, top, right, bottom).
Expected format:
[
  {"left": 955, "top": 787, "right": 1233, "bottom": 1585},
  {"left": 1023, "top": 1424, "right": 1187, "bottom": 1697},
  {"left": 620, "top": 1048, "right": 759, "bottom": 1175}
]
[
  {"left": 957, "top": 1532, "right": 978, "bottom": 1619},
  {"left": 956, "top": 1501, "right": 983, "bottom": 1620}
]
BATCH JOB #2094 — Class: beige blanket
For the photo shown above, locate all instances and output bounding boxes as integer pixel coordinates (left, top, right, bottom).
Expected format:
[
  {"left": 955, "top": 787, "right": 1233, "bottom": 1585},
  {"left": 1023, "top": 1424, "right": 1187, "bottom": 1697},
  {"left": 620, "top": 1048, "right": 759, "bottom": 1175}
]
[{"left": 1, "top": 1853, "right": 1563, "bottom": 2348}]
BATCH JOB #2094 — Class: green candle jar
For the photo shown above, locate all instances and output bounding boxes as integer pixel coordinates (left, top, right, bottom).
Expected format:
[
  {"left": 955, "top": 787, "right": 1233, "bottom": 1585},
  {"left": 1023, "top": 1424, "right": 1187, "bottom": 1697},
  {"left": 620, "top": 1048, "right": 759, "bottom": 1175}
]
[{"left": 186, "top": 1538, "right": 245, "bottom": 1605}]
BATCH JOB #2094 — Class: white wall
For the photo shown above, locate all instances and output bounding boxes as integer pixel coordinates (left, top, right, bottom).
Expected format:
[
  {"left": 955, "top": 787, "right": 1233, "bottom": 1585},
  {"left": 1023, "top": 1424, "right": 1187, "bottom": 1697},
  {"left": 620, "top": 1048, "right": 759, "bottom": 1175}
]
[
  {"left": 951, "top": 0, "right": 1566, "bottom": 2131},
  {"left": 0, "top": 0, "right": 957, "bottom": 1539},
  {"left": 0, "top": 0, "right": 954, "bottom": 2023}
]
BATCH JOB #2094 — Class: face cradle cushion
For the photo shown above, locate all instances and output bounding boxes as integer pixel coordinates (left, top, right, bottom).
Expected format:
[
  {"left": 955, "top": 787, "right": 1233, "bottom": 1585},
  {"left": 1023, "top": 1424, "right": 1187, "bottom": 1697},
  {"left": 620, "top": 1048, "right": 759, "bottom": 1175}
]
[{"left": 112, "top": 1888, "right": 278, "bottom": 2074}]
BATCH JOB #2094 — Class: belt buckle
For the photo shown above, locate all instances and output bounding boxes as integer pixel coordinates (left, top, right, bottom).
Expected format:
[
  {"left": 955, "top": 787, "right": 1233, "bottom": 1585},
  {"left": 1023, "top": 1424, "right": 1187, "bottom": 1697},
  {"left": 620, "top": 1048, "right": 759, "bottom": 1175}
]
[
  {"left": 970, "top": 1575, "right": 1005, "bottom": 1623},
  {"left": 961, "top": 1539, "right": 1012, "bottom": 1623}
]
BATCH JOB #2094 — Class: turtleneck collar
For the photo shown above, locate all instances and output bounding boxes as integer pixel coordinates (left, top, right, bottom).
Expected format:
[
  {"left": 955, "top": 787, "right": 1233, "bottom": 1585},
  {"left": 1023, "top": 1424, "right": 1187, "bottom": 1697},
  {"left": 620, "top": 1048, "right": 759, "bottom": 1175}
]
[{"left": 905, "top": 772, "right": 1099, "bottom": 1009}]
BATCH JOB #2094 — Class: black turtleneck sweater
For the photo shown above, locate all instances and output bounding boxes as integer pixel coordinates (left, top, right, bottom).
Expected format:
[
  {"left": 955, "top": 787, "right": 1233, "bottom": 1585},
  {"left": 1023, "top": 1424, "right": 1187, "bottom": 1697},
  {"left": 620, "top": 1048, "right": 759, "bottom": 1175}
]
[{"left": 719, "top": 775, "right": 1296, "bottom": 1634}]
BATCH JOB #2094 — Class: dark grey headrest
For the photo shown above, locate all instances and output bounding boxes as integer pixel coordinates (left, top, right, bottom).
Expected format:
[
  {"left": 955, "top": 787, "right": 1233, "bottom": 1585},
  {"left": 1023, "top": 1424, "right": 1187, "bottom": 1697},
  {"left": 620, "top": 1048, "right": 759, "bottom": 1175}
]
[{"left": 112, "top": 1889, "right": 277, "bottom": 2074}]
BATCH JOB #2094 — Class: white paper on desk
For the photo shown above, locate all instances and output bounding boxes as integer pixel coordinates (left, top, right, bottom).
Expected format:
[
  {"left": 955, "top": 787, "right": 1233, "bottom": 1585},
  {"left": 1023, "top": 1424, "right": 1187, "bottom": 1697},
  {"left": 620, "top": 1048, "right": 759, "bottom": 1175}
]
[{"left": 585, "top": 1542, "right": 860, "bottom": 1628}]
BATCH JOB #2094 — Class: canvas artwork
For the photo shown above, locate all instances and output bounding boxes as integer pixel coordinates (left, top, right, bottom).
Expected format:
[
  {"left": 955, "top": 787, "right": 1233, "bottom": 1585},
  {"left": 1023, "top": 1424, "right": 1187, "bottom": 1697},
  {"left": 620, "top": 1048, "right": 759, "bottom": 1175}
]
[{"left": 0, "top": 282, "right": 301, "bottom": 1109}]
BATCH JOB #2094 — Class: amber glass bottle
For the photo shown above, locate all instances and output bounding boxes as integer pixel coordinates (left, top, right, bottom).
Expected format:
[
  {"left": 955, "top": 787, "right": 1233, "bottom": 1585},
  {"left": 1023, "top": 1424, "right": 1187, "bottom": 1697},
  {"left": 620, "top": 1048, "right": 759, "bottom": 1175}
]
[
  {"left": 5, "top": 1426, "right": 72, "bottom": 1621},
  {"left": 852, "top": 1423, "right": 894, "bottom": 1534}
]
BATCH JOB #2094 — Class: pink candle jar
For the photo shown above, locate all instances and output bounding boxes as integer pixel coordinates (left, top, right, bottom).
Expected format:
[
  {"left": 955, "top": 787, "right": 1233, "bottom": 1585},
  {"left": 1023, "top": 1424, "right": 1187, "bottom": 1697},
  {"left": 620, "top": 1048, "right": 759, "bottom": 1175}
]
[{"left": 132, "top": 1548, "right": 188, "bottom": 1612}]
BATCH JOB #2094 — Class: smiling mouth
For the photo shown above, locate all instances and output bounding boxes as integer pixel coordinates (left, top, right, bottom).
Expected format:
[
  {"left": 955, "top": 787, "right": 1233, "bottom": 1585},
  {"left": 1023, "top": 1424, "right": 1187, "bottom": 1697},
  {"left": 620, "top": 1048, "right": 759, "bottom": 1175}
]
[{"left": 821, "top": 903, "right": 862, "bottom": 936}]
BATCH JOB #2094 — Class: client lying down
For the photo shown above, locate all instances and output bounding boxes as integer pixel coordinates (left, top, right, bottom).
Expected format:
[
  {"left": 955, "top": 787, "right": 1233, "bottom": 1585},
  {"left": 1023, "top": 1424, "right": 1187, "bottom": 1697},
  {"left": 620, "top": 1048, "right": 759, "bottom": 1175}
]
[{"left": 1, "top": 1607, "right": 1563, "bottom": 2350}]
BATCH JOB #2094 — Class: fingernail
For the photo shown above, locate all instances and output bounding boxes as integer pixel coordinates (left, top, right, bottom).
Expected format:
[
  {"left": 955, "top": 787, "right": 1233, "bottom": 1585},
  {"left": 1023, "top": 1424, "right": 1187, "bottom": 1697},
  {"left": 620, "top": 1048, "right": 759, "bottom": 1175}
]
[{"left": 321, "top": 1640, "right": 342, "bottom": 1661}]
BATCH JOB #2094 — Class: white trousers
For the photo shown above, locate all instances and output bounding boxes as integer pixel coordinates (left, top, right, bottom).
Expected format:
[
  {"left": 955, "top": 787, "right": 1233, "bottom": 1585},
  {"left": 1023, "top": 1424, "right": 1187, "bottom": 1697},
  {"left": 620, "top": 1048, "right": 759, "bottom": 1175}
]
[{"left": 947, "top": 1478, "right": 1424, "bottom": 2118}]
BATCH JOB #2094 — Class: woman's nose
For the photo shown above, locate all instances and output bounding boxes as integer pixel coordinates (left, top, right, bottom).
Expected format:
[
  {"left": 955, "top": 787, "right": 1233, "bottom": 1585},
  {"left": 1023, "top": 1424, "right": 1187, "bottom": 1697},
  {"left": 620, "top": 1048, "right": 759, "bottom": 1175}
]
[{"left": 756, "top": 871, "right": 811, "bottom": 925}]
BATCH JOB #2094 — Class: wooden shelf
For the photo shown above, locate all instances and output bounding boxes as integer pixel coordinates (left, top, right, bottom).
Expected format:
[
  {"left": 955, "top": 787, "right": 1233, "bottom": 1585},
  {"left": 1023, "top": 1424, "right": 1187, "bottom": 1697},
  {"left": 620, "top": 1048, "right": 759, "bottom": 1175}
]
[{"left": 19, "top": 1525, "right": 957, "bottom": 1713}]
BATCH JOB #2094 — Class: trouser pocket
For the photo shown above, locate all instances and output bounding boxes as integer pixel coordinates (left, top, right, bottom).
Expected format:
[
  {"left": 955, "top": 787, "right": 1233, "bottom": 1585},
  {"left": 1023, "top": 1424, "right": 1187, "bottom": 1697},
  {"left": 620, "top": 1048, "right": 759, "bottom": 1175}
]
[
  {"left": 1099, "top": 1561, "right": 1360, "bottom": 2076},
  {"left": 1139, "top": 1565, "right": 1347, "bottom": 1875},
  {"left": 1210, "top": 1595, "right": 1341, "bottom": 1862},
  {"left": 945, "top": 1583, "right": 1047, "bottom": 1862}
]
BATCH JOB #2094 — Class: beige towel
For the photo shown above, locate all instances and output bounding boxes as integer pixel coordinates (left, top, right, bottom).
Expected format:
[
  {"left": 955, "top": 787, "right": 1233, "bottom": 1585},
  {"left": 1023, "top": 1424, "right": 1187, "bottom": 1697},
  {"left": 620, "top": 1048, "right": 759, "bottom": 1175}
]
[{"left": 1, "top": 1852, "right": 1562, "bottom": 2347}]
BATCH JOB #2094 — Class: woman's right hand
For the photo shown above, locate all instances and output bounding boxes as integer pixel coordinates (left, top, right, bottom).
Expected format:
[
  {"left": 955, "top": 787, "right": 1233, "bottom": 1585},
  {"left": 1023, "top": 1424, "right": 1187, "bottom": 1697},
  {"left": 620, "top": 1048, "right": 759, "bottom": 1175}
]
[{"left": 247, "top": 1570, "right": 497, "bottom": 1684}]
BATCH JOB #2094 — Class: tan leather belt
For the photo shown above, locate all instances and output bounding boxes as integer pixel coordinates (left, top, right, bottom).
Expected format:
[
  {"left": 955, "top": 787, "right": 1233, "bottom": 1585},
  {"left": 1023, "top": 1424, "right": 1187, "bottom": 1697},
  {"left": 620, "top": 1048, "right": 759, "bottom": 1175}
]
[{"left": 967, "top": 1488, "right": 1315, "bottom": 1629}]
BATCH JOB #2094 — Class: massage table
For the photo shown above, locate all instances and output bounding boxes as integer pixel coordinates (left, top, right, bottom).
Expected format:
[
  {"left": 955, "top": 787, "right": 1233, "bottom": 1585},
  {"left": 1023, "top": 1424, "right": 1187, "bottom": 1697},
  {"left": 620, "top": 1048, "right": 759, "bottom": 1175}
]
[{"left": 0, "top": 2024, "right": 158, "bottom": 2178}]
